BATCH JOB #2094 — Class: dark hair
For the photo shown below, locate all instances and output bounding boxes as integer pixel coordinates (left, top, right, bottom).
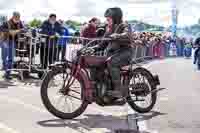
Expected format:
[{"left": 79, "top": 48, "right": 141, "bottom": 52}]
[
  {"left": 74, "top": 31, "right": 80, "bottom": 36},
  {"left": 96, "top": 28, "right": 105, "bottom": 37},
  {"left": 195, "top": 37, "right": 200, "bottom": 46},
  {"left": 104, "top": 7, "right": 123, "bottom": 24},
  {"left": 13, "top": 11, "right": 20, "bottom": 17},
  {"left": 89, "top": 17, "right": 97, "bottom": 23},
  {"left": 49, "top": 14, "right": 56, "bottom": 18}
]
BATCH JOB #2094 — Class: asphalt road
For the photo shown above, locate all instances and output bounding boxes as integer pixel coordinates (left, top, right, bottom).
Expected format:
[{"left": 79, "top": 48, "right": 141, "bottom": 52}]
[
  {"left": 0, "top": 72, "right": 138, "bottom": 133},
  {"left": 0, "top": 55, "right": 199, "bottom": 133},
  {"left": 0, "top": 44, "right": 139, "bottom": 133},
  {"left": 138, "top": 57, "right": 200, "bottom": 133}
]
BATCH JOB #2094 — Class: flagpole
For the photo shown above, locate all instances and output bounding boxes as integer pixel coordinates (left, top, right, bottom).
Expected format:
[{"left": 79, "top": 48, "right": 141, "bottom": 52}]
[{"left": 171, "top": 0, "right": 178, "bottom": 38}]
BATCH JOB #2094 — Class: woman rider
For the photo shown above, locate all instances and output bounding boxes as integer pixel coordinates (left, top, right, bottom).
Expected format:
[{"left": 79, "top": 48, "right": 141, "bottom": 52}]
[{"left": 91, "top": 7, "right": 134, "bottom": 99}]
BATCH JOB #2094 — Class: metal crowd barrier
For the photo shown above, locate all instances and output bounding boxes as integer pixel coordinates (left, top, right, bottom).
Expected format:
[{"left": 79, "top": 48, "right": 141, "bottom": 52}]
[{"left": 0, "top": 32, "right": 172, "bottom": 80}]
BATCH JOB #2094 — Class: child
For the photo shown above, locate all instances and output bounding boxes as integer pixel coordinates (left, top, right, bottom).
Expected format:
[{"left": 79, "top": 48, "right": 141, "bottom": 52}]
[{"left": 184, "top": 41, "right": 192, "bottom": 58}]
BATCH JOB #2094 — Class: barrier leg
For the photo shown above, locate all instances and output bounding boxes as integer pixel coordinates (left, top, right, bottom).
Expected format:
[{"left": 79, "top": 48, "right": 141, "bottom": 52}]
[
  {"left": 1, "top": 42, "right": 8, "bottom": 71},
  {"left": 61, "top": 45, "right": 66, "bottom": 61}
]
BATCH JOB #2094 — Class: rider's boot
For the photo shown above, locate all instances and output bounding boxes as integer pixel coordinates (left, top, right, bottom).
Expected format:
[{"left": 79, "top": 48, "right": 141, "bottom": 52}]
[{"left": 108, "top": 80, "right": 123, "bottom": 98}]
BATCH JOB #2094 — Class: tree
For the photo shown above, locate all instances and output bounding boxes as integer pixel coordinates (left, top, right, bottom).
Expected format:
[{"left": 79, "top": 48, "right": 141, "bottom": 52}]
[
  {"left": 65, "top": 20, "right": 81, "bottom": 30},
  {"left": 29, "top": 19, "right": 42, "bottom": 28}
]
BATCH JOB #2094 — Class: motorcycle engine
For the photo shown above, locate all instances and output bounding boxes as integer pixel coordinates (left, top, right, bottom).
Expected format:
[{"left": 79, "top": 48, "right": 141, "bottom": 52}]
[
  {"left": 96, "top": 73, "right": 112, "bottom": 98},
  {"left": 96, "top": 82, "right": 107, "bottom": 97}
]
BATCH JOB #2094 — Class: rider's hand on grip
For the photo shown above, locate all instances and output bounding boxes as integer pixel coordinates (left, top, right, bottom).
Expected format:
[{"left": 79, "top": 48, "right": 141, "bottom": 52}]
[{"left": 110, "top": 33, "right": 120, "bottom": 39}]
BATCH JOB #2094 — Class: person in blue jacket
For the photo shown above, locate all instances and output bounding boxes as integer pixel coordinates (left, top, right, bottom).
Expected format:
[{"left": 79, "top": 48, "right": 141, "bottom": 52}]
[
  {"left": 57, "top": 20, "right": 69, "bottom": 61},
  {"left": 40, "top": 14, "right": 62, "bottom": 69},
  {"left": 193, "top": 37, "right": 200, "bottom": 70}
]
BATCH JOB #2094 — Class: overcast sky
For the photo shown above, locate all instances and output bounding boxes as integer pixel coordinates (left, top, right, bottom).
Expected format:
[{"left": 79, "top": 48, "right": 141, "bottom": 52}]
[{"left": 0, "top": 0, "right": 199, "bottom": 27}]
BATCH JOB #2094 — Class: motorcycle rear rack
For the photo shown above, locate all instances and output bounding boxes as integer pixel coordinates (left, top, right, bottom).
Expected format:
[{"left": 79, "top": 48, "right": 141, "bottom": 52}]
[{"left": 147, "top": 87, "right": 166, "bottom": 95}]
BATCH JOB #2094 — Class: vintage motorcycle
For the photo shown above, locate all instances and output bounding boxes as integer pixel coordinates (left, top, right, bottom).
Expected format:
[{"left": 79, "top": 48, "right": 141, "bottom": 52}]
[{"left": 40, "top": 38, "right": 165, "bottom": 119}]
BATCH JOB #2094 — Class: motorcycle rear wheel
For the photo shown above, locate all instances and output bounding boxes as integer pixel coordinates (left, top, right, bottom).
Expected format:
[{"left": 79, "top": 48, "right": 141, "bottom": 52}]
[{"left": 126, "top": 67, "right": 157, "bottom": 113}]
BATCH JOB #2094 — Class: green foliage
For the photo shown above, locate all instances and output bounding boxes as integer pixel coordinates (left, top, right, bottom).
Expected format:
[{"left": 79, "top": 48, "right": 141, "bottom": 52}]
[
  {"left": 183, "top": 24, "right": 200, "bottom": 36},
  {"left": 65, "top": 20, "right": 81, "bottom": 29},
  {"left": 29, "top": 19, "right": 42, "bottom": 28},
  {"left": 128, "top": 20, "right": 164, "bottom": 31}
]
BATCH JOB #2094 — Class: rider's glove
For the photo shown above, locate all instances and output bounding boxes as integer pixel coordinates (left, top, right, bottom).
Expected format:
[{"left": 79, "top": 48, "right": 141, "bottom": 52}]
[{"left": 110, "top": 33, "right": 120, "bottom": 39}]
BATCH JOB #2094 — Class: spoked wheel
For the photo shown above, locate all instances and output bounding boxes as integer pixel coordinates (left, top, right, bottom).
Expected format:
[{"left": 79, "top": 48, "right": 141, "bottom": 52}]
[
  {"left": 126, "top": 67, "right": 157, "bottom": 113},
  {"left": 41, "top": 67, "right": 88, "bottom": 119}
]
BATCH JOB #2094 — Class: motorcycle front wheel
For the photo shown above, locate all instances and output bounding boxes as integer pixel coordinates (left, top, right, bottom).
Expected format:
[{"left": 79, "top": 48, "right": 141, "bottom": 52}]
[{"left": 41, "top": 67, "right": 89, "bottom": 119}]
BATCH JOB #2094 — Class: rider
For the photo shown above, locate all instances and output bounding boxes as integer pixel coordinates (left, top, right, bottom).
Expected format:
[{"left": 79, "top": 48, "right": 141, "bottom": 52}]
[{"left": 91, "top": 7, "right": 134, "bottom": 98}]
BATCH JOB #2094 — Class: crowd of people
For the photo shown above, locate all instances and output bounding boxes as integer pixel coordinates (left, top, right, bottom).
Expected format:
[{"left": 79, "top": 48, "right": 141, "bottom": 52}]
[
  {"left": 129, "top": 32, "right": 194, "bottom": 58},
  {"left": 0, "top": 12, "right": 71, "bottom": 79},
  {"left": 0, "top": 10, "right": 197, "bottom": 80}
]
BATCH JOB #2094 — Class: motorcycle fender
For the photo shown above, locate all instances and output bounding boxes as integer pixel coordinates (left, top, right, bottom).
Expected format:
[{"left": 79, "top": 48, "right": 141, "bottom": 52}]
[
  {"left": 51, "top": 63, "right": 93, "bottom": 103},
  {"left": 153, "top": 75, "right": 160, "bottom": 86},
  {"left": 76, "top": 69, "right": 93, "bottom": 103}
]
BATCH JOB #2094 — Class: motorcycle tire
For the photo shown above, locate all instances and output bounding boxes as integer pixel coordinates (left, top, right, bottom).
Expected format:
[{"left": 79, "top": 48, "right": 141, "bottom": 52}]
[
  {"left": 41, "top": 67, "right": 89, "bottom": 119},
  {"left": 126, "top": 67, "right": 157, "bottom": 113}
]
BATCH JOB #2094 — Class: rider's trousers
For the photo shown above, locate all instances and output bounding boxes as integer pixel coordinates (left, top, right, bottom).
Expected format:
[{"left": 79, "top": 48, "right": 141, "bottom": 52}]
[
  {"left": 90, "top": 47, "right": 133, "bottom": 86},
  {"left": 107, "top": 47, "right": 133, "bottom": 82}
]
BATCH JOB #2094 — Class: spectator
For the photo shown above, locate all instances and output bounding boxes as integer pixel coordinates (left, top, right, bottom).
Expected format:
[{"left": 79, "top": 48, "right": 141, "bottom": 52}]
[
  {"left": 180, "top": 37, "right": 186, "bottom": 56},
  {"left": 193, "top": 37, "right": 200, "bottom": 65},
  {"left": 124, "top": 20, "right": 132, "bottom": 32},
  {"left": 0, "top": 11, "right": 23, "bottom": 79},
  {"left": 183, "top": 39, "right": 192, "bottom": 57},
  {"left": 81, "top": 17, "right": 99, "bottom": 45},
  {"left": 169, "top": 39, "right": 177, "bottom": 57},
  {"left": 96, "top": 27, "right": 105, "bottom": 37},
  {"left": 40, "top": 13, "right": 62, "bottom": 69},
  {"left": 71, "top": 31, "right": 81, "bottom": 44},
  {"left": 162, "top": 36, "right": 170, "bottom": 57},
  {"left": 57, "top": 20, "right": 69, "bottom": 61},
  {"left": 153, "top": 38, "right": 161, "bottom": 58},
  {"left": 176, "top": 37, "right": 182, "bottom": 57}
]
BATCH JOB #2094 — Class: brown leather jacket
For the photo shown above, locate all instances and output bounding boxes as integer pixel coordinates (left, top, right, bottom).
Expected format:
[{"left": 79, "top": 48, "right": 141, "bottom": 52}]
[
  {"left": 0, "top": 19, "right": 23, "bottom": 42},
  {"left": 95, "top": 23, "right": 132, "bottom": 52}
]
